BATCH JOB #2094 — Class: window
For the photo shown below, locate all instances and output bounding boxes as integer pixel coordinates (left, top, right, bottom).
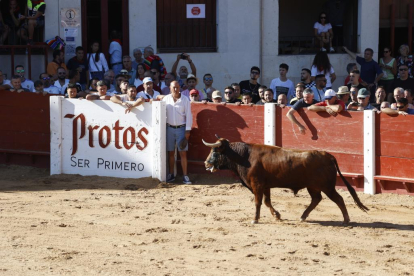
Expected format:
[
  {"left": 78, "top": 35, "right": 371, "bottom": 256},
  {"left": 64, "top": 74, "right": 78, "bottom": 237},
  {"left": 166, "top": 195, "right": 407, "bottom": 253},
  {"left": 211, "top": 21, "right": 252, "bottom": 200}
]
[
  {"left": 278, "top": 0, "right": 358, "bottom": 55},
  {"left": 156, "top": 0, "right": 217, "bottom": 53}
]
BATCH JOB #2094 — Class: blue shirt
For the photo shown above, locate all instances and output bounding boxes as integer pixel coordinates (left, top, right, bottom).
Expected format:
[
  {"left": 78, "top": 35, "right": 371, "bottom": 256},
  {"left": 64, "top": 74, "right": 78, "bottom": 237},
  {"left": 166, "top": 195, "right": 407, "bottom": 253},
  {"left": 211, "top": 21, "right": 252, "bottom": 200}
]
[
  {"left": 407, "top": 108, "right": 414, "bottom": 114},
  {"left": 356, "top": 56, "right": 383, "bottom": 84}
]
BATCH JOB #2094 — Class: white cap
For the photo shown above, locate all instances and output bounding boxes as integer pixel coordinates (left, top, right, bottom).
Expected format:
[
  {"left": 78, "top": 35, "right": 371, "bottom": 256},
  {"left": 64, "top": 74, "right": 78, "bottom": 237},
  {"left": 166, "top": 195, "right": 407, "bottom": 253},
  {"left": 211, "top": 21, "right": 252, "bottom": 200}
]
[
  {"left": 324, "top": 89, "right": 336, "bottom": 99},
  {"left": 143, "top": 77, "right": 153, "bottom": 84}
]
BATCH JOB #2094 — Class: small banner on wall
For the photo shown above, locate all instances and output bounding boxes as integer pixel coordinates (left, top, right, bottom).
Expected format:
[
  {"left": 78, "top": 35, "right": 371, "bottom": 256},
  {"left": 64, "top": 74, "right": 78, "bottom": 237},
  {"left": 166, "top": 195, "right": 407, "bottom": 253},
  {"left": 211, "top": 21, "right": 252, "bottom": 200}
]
[
  {"left": 50, "top": 98, "right": 166, "bottom": 181},
  {"left": 186, "top": 4, "right": 206, "bottom": 18}
]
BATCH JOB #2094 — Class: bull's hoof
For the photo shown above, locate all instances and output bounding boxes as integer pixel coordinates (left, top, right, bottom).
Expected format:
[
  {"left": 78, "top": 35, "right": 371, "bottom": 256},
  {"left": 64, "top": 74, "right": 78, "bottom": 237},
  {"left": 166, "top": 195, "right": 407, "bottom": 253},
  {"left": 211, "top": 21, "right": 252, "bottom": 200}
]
[
  {"left": 300, "top": 218, "right": 306, "bottom": 222},
  {"left": 342, "top": 220, "right": 350, "bottom": 226},
  {"left": 251, "top": 220, "right": 259, "bottom": 224}
]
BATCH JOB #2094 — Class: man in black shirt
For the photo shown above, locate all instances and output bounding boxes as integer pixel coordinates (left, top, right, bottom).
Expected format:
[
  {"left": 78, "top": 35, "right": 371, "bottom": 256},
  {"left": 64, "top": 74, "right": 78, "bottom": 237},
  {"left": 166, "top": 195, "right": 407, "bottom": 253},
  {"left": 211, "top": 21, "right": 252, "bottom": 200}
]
[
  {"left": 239, "top": 66, "right": 261, "bottom": 103},
  {"left": 391, "top": 64, "right": 414, "bottom": 102},
  {"left": 224, "top": 86, "right": 241, "bottom": 104},
  {"left": 286, "top": 88, "right": 319, "bottom": 135},
  {"left": 67, "top": 46, "right": 89, "bottom": 90}
]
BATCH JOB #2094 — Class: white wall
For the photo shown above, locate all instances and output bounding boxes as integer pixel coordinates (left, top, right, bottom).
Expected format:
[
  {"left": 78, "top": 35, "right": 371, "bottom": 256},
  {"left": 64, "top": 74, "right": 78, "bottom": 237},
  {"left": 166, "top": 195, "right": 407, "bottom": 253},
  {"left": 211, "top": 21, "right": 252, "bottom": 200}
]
[{"left": 128, "top": 0, "right": 379, "bottom": 92}]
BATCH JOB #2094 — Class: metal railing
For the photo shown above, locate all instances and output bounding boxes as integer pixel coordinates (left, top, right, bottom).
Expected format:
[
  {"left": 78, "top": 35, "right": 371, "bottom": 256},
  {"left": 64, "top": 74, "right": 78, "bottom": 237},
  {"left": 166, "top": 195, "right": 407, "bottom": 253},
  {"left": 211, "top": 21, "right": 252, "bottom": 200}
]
[
  {"left": 0, "top": 45, "right": 48, "bottom": 80},
  {"left": 279, "top": 35, "right": 357, "bottom": 55}
]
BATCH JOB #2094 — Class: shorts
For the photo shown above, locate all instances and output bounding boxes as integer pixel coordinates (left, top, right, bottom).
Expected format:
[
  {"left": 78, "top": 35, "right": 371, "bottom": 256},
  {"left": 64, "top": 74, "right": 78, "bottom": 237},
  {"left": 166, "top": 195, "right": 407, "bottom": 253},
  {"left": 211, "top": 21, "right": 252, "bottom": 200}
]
[
  {"left": 166, "top": 125, "right": 187, "bottom": 152},
  {"left": 21, "top": 17, "right": 45, "bottom": 29}
]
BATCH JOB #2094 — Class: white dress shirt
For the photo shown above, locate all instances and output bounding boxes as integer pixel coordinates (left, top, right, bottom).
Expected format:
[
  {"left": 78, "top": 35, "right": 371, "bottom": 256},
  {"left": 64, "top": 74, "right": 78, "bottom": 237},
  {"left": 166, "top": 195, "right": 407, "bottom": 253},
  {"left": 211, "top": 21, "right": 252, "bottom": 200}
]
[
  {"left": 162, "top": 94, "right": 193, "bottom": 131},
  {"left": 137, "top": 90, "right": 160, "bottom": 100}
]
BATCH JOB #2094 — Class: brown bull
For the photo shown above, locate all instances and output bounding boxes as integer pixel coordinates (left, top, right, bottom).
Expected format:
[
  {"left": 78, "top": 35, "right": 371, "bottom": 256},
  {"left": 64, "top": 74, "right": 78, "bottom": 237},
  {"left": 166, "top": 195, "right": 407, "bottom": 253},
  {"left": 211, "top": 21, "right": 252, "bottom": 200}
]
[{"left": 203, "top": 137, "right": 369, "bottom": 224}]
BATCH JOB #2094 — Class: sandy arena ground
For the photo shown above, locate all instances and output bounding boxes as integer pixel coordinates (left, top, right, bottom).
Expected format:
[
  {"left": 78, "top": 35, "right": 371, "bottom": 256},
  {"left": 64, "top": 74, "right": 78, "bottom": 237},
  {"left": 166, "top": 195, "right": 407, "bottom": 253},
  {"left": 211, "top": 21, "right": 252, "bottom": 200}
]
[{"left": 0, "top": 165, "right": 413, "bottom": 275}]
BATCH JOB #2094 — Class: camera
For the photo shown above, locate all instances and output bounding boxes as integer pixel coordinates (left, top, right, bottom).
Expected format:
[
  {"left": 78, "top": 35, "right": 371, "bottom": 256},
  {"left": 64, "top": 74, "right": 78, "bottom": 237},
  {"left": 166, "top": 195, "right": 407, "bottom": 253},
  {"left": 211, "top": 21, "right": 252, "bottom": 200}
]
[{"left": 180, "top": 53, "right": 187, "bottom": 60}]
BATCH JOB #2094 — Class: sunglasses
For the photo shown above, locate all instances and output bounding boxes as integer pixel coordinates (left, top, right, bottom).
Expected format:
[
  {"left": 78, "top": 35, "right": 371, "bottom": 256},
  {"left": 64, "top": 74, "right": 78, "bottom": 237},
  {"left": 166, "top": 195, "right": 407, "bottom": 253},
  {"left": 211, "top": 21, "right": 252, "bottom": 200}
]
[
  {"left": 224, "top": 92, "right": 233, "bottom": 94},
  {"left": 399, "top": 68, "right": 408, "bottom": 71},
  {"left": 320, "top": 16, "right": 326, "bottom": 19},
  {"left": 204, "top": 77, "right": 213, "bottom": 81},
  {"left": 397, "top": 105, "right": 406, "bottom": 109},
  {"left": 251, "top": 72, "right": 260, "bottom": 75},
  {"left": 42, "top": 77, "right": 50, "bottom": 80},
  {"left": 16, "top": 70, "right": 24, "bottom": 73},
  {"left": 384, "top": 50, "right": 390, "bottom": 53}
]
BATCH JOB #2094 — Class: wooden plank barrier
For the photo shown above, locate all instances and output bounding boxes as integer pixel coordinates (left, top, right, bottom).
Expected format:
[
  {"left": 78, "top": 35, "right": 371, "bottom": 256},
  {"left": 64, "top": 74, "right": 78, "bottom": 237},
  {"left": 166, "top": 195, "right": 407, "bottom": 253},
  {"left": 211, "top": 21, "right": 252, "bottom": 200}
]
[
  {"left": 0, "top": 92, "right": 412, "bottom": 196},
  {"left": 0, "top": 90, "right": 51, "bottom": 168},
  {"left": 375, "top": 113, "right": 414, "bottom": 195},
  {"left": 277, "top": 107, "right": 365, "bottom": 191}
]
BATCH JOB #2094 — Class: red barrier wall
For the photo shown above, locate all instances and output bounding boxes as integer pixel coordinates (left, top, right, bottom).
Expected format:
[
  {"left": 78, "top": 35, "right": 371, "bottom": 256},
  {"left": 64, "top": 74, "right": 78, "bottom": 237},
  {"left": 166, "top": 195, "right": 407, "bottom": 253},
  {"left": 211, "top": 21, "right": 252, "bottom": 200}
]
[
  {"left": 375, "top": 114, "right": 414, "bottom": 194},
  {"left": 0, "top": 92, "right": 412, "bottom": 195},
  {"left": 188, "top": 103, "right": 264, "bottom": 162},
  {"left": 0, "top": 90, "right": 51, "bottom": 167},
  {"left": 277, "top": 108, "right": 364, "bottom": 175}
]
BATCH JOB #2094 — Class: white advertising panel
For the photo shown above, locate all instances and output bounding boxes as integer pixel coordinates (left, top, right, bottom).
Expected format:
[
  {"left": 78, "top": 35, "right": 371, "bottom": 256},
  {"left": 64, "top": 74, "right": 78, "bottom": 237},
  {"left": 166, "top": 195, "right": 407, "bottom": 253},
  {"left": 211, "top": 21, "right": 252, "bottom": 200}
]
[
  {"left": 186, "top": 4, "right": 206, "bottom": 18},
  {"left": 50, "top": 98, "right": 166, "bottom": 180}
]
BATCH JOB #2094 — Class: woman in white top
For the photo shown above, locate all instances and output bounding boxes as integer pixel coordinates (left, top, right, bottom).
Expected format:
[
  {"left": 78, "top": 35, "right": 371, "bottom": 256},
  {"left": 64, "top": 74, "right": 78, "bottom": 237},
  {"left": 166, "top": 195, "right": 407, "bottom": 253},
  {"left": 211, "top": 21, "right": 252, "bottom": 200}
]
[
  {"left": 134, "top": 63, "right": 146, "bottom": 87},
  {"left": 87, "top": 41, "right": 109, "bottom": 80},
  {"left": 314, "top": 12, "right": 334, "bottom": 52},
  {"left": 310, "top": 51, "right": 336, "bottom": 89}
]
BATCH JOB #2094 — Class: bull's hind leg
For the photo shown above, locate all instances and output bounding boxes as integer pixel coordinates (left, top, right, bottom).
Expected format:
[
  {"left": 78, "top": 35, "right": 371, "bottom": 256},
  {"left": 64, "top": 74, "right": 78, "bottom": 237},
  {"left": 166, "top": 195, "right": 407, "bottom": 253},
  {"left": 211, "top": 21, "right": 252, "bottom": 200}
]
[
  {"left": 300, "top": 188, "right": 322, "bottom": 222},
  {"left": 324, "top": 189, "right": 350, "bottom": 224},
  {"left": 251, "top": 188, "right": 264, "bottom": 224},
  {"left": 264, "top": 188, "right": 281, "bottom": 220}
]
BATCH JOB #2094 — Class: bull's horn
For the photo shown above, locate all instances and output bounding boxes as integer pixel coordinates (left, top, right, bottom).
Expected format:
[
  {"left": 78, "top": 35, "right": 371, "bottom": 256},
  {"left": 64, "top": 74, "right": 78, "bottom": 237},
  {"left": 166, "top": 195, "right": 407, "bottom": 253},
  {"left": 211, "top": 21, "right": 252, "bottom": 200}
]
[
  {"left": 202, "top": 139, "right": 222, "bottom": 148},
  {"left": 215, "top": 134, "right": 220, "bottom": 139}
]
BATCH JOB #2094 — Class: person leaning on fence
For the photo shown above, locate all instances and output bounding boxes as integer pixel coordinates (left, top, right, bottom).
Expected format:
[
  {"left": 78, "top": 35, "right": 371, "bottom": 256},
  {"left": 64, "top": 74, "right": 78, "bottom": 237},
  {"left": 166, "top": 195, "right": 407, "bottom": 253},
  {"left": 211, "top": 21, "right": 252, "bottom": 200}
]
[
  {"left": 241, "top": 93, "right": 254, "bottom": 106},
  {"left": 137, "top": 77, "right": 161, "bottom": 100},
  {"left": 9, "top": 74, "right": 30, "bottom": 92},
  {"left": 337, "top": 86, "right": 351, "bottom": 107},
  {"left": 65, "top": 83, "right": 86, "bottom": 99},
  {"left": 86, "top": 80, "right": 111, "bottom": 101},
  {"left": 290, "top": 83, "right": 305, "bottom": 105},
  {"left": 211, "top": 90, "right": 222, "bottom": 103},
  {"left": 255, "top": 85, "right": 267, "bottom": 105},
  {"left": 382, "top": 98, "right": 414, "bottom": 116},
  {"left": 372, "top": 86, "right": 387, "bottom": 109},
  {"left": 309, "top": 89, "right": 344, "bottom": 117},
  {"left": 347, "top": 88, "right": 379, "bottom": 112},
  {"left": 286, "top": 88, "right": 319, "bottom": 135},
  {"left": 111, "top": 85, "right": 144, "bottom": 114},
  {"left": 33, "top": 80, "right": 46, "bottom": 95},
  {"left": 15, "top": 65, "right": 34, "bottom": 92}
]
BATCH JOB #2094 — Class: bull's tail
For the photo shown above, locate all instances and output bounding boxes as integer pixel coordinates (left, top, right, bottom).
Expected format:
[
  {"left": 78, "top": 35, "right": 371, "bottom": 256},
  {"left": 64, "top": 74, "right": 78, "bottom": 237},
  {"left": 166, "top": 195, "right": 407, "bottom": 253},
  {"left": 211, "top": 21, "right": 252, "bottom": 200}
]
[{"left": 331, "top": 156, "right": 369, "bottom": 212}]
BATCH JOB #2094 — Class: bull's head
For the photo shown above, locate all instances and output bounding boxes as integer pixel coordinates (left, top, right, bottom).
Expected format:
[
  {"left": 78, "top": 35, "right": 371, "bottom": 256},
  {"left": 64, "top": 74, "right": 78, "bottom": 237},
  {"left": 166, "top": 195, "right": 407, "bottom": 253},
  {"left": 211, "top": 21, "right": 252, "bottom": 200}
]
[{"left": 203, "top": 135, "right": 229, "bottom": 173}]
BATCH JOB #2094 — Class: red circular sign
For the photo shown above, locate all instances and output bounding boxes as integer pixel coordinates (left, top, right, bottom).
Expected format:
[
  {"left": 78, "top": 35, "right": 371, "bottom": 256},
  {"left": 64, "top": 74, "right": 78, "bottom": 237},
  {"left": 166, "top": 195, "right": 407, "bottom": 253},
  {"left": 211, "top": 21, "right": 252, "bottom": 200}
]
[{"left": 191, "top": 7, "right": 200, "bottom": 15}]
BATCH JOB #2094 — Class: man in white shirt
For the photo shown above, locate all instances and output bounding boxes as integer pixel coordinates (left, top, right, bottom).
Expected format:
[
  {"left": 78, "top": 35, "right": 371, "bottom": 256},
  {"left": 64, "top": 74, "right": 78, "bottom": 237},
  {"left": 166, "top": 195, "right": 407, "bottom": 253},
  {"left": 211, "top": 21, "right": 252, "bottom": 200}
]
[
  {"left": 269, "top": 63, "right": 295, "bottom": 102},
  {"left": 39, "top": 72, "right": 59, "bottom": 94},
  {"left": 109, "top": 30, "right": 123, "bottom": 75},
  {"left": 53, "top": 67, "right": 69, "bottom": 94},
  {"left": 161, "top": 81, "right": 193, "bottom": 184},
  {"left": 15, "top": 65, "right": 34, "bottom": 92},
  {"left": 137, "top": 77, "right": 161, "bottom": 99},
  {"left": 110, "top": 85, "right": 144, "bottom": 113}
]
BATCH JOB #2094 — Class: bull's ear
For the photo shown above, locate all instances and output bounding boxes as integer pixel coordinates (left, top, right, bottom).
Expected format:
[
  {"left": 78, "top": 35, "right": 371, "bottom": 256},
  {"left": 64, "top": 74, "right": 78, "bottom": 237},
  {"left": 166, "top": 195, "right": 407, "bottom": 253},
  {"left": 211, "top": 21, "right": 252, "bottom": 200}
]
[{"left": 215, "top": 134, "right": 220, "bottom": 139}]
